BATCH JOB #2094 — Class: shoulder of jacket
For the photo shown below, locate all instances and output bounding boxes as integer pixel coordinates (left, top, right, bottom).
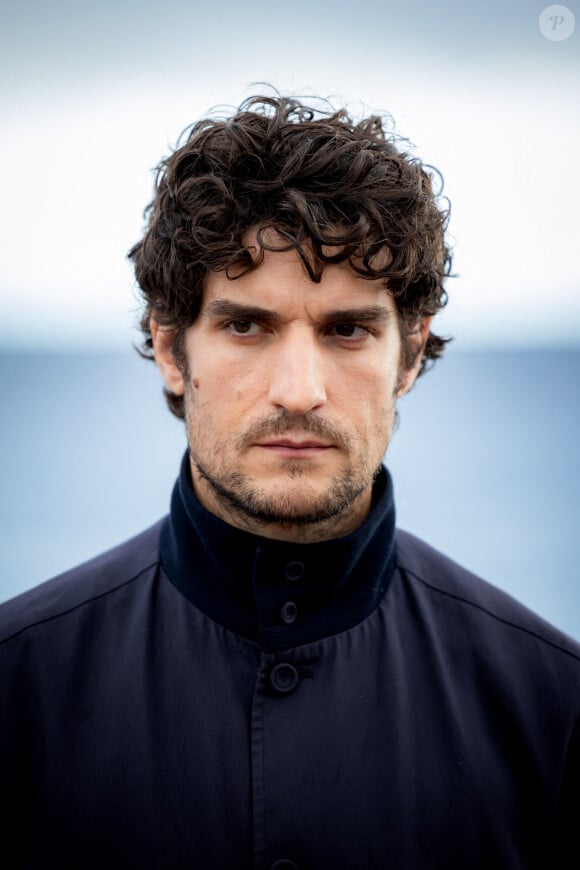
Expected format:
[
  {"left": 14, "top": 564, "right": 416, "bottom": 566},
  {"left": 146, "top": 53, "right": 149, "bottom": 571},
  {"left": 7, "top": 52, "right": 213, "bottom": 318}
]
[
  {"left": 395, "top": 527, "right": 580, "bottom": 664},
  {"left": 0, "top": 519, "right": 165, "bottom": 646}
]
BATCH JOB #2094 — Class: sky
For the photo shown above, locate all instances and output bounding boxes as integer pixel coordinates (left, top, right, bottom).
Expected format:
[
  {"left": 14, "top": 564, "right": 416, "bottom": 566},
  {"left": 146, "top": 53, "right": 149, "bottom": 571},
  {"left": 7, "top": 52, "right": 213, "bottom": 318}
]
[{"left": 1, "top": 0, "right": 578, "bottom": 350}]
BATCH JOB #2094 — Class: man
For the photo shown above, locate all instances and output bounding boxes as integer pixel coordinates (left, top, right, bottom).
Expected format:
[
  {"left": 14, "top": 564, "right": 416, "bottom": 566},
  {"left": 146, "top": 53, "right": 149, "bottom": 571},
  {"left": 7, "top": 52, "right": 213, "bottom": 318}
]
[{"left": 0, "top": 95, "right": 578, "bottom": 869}]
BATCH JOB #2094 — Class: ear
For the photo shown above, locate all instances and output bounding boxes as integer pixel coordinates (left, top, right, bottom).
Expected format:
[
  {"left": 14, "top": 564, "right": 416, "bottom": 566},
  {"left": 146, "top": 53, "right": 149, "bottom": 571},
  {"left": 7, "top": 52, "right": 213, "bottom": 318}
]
[
  {"left": 396, "top": 316, "right": 433, "bottom": 398},
  {"left": 150, "top": 318, "right": 185, "bottom": 396}
]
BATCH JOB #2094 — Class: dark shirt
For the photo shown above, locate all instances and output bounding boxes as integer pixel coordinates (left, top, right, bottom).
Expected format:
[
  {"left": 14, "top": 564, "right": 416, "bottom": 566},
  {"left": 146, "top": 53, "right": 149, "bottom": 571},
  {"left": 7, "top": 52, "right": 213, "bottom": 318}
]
[{"left": 1, "top": 452, "right": 578, "bottom": 869}]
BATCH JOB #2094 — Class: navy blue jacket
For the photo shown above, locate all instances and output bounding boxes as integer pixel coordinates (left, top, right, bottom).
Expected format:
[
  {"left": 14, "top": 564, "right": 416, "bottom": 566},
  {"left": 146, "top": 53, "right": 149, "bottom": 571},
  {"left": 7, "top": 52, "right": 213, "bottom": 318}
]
[{"left": 1, "top": 454, "right": 579, "bottom": 869}]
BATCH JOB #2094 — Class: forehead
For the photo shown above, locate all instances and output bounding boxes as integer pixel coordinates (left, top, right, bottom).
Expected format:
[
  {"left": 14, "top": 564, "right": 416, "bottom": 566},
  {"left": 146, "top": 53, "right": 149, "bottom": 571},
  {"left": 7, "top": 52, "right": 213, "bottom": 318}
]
[{"left": 201, "top": 244, "right": 397, "bottom": 318}]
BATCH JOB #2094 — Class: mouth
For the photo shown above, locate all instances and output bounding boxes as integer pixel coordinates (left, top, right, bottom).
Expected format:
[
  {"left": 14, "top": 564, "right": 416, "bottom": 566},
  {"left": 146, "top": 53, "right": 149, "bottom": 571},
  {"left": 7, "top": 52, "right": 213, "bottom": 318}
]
[{"left": 255, "top": 439, "right": 335, "bottom": 457}]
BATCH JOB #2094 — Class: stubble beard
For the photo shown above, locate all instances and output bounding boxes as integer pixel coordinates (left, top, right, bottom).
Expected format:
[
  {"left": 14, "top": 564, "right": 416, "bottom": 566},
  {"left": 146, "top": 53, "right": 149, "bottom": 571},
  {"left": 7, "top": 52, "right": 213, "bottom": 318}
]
[
  {"left": 193, "top": 454, "right": 374, "bottom": 527},
  {"left": 185, "top": 396, "right": 391, "bottom": 530}
]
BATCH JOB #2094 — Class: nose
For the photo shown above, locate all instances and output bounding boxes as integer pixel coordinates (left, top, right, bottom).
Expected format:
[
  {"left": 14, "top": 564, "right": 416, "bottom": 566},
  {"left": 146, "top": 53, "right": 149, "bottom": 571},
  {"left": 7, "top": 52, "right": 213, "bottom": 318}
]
[{"left": 267, "top": 329, "right": 327, "bottom": 415}]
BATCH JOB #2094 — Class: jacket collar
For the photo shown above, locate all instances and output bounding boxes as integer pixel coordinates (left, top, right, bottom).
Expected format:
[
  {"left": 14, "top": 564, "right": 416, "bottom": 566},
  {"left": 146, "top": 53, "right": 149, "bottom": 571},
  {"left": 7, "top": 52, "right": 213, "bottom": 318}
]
[{"left": 160, "top": 451, "right": 397, "bottom": 652}]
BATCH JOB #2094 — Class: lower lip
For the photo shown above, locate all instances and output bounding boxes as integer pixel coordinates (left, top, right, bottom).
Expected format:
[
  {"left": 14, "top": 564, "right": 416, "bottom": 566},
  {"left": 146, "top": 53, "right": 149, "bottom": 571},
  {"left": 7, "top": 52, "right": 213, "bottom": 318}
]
[{"left": 257, "top": 445, "right": 334, "bottom": 458}]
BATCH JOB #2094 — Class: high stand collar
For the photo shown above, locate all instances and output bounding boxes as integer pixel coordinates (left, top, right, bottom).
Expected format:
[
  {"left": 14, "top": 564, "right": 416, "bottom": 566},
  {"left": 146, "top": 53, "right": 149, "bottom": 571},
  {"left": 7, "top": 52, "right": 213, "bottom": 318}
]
[{"left": 160, "top": 450, "right": 397, "bottom": 652}]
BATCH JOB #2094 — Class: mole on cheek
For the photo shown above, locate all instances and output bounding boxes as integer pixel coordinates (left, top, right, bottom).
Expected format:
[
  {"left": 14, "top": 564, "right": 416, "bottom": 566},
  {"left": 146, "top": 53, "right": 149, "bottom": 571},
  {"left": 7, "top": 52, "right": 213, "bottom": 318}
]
[{"left": 193, "top": 378, "right": 200, "bottom": 389}]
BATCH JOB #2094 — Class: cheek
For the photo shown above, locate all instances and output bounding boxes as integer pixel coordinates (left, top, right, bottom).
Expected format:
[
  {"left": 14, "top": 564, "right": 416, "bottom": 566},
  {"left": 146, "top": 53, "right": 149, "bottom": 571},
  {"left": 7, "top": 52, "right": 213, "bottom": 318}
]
[
  {"left": 335, "top": 364, "right": 394, "bottom": 411},
  {"left": 194, "top": 364, "right": 265, "bottom": 424},
  {"left": 338, "top": 370, "right": 397, "bottom": 448}
]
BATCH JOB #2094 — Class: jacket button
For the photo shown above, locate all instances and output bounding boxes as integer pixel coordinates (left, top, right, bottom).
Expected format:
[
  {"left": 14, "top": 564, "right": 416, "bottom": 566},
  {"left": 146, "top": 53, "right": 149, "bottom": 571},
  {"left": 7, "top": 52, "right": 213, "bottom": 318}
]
[
  {"left": 284, "top": 560, "right": 305, "bottom": 581},
  {"left": 280, "top": 601, "right": 297, "bottom": 624},
  {"left": 270, "top": 861, "right": 298, "bottom": 870},
  {"left": 269, "top": 663, "right": 299, "bottom": 694}
]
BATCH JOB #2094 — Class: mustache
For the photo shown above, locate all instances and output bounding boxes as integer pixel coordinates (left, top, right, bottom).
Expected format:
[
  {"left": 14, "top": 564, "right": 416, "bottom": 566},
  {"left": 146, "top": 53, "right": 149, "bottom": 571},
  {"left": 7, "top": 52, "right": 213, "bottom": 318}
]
[{"left": 235, "top": 411, "right": 353, "bottom": 450}]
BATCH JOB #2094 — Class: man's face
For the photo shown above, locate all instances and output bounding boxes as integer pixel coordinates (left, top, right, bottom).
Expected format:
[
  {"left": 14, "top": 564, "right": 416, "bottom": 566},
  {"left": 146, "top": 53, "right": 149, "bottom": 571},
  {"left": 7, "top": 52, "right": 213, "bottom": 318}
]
[{"left": 154, "top": 238, "right": 429, "bottom": 542}]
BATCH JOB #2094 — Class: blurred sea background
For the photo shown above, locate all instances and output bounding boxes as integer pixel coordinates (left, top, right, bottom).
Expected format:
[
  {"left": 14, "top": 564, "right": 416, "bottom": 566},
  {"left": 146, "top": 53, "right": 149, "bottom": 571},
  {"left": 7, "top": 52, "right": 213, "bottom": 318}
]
[
  {"left": 2, "top": 347, "right": 579, "bottom": 638},
  {"left": 1, "top": 1, "right": 578, "bottom": 636}
]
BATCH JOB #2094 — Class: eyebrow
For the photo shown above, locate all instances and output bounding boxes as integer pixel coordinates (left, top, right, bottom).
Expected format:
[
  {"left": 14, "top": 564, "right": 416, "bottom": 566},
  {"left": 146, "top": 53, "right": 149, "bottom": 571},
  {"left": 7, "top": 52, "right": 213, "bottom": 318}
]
[
  {"left": 203, "top": 299, "right": 392, "bottom": 326},
  {"left": 321, "top": 306, "right": 392, "bottom": 327},
  {"left": 204, "top": 300, "right": 281, "bottom": 323}
]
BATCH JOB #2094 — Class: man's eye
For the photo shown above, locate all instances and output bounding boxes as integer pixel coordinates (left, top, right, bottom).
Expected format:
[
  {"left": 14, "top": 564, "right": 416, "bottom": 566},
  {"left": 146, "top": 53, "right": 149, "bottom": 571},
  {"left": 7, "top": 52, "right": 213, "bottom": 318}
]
[
  {"left": 333, "top": 324, "right": 369, "bottom": 339},
  {"left": 227, "top": 320, "right": 260, "bottom": 336}
]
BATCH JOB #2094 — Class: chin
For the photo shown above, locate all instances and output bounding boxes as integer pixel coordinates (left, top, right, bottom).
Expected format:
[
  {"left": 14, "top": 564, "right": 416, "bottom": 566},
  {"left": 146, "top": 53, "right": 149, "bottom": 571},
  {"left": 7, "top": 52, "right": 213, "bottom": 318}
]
[{"left": 229, "top": 477, "right": 367, "bottom": 526}]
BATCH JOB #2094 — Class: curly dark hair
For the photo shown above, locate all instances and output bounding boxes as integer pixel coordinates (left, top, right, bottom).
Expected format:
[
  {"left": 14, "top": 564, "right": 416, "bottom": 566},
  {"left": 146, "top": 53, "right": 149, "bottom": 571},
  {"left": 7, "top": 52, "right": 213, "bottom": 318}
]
[{"left": 129, "top": 94, "right": 452, "bottom": 419}]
